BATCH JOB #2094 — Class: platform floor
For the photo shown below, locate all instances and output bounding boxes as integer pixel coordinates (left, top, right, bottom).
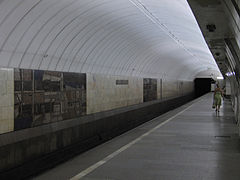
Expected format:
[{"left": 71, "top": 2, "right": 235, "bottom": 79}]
[{"left": 33, "top": 93, "right": 240, "bottom": 180}]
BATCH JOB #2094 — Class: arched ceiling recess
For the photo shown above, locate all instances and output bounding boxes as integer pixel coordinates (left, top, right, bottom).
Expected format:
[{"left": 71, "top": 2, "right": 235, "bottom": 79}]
[{"left": 0, "top": 0, "right": 221, "bottom": 80}]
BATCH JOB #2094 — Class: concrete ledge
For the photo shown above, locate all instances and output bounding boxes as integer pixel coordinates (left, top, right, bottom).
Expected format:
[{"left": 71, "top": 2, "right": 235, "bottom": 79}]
[{"left": 0, "top": 93, "right": 194, "bottom": 179}]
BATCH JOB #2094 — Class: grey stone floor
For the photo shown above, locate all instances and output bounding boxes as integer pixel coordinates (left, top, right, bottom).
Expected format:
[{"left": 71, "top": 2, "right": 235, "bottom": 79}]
[{"left": 33, "top": 93, "right": 240, "bottom": 180}]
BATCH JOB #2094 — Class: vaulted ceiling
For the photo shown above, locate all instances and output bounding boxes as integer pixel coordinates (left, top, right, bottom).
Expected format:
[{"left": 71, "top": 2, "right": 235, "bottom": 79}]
[
  {"left": 0, "top": 0, "right": 220, "bottom": 80},
  {"left": 188, "top": 0, "right": 240, "bottom": 79}
]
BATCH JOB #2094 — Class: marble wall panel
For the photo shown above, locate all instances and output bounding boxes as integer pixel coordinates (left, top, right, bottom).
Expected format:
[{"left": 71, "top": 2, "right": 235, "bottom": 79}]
[
  {"left": 87, "top": 73, "right": 143, "bottom": 114},
  {"left": 162, "top": 79, "right": 194, "bottom": 99},
  {"left": 162, "top": 79, "right": 179, "bottom": 99},
  {"left": 181, "top": 81, "right": 194, "bottom": 95},
  {"left": 0, "top": 68, "right": 14, "bottom": 134}
]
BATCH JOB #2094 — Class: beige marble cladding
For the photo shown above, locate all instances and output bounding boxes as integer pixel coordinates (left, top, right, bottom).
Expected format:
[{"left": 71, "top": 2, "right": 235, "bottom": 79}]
[
  {"left": 162, "top": 79, "right": 194, "bottom": 99},
  {"left": 162, "top": 79, "right": 179, "bottom": 99},
  {"left": 87, "top": 73, "right": 143, "bottom": 114},
  {"left": 181, "top": 81, "right": 194, "bottom": 95},
  {"left": 0, "top": 68, "right": 14, "bottom": 134}
]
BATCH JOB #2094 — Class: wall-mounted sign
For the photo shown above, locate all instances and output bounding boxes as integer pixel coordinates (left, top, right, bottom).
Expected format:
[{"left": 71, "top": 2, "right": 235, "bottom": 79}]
[{"left": 116, "top": 80, "right": 129, "bottom": 85}]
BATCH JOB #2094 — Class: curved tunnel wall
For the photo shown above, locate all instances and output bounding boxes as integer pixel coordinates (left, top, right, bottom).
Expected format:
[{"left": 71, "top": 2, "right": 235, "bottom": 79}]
[
  {"left": 0, "top": 0, "right": 220, "bottom": 133},
  {"left": 0, "top": 0, "right": 218, "bottom": 79}
]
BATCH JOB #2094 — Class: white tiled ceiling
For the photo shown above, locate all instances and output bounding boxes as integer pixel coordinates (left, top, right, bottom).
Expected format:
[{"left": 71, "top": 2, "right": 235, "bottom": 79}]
[{"left": 0, "top": 0, "right": 220, "bottom": 80}]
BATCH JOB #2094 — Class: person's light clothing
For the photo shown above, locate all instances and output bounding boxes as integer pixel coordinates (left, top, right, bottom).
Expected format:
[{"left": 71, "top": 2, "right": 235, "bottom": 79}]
[{"left": 214, "top": 91, "right": 222, "bottom": 106}]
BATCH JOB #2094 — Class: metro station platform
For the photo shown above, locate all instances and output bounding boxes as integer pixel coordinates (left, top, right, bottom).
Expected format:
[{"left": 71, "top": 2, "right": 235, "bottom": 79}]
[{"left": 33, "top": 93, "right": 240, "bottom": 180}]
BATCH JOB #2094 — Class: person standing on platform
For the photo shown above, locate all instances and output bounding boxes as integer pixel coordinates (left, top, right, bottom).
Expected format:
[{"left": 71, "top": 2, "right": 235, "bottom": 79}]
[{"left": 214, "top": 84, "right": 223, "bottom": 114}]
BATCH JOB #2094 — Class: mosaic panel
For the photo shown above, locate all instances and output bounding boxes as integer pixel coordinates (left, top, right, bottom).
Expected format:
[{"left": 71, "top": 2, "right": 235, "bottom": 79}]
[
  {"left": 14, "top": 69, "right": 86, "bottom": 130},
  {"left": 143, "top": 78, "right": 157, "bottom": 102}
]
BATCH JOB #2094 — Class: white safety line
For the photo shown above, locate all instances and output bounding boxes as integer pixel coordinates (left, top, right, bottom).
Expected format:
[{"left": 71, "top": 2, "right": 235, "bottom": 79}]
[{"left": 70, "top": 102, "right": 195, "bottom": 180}]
